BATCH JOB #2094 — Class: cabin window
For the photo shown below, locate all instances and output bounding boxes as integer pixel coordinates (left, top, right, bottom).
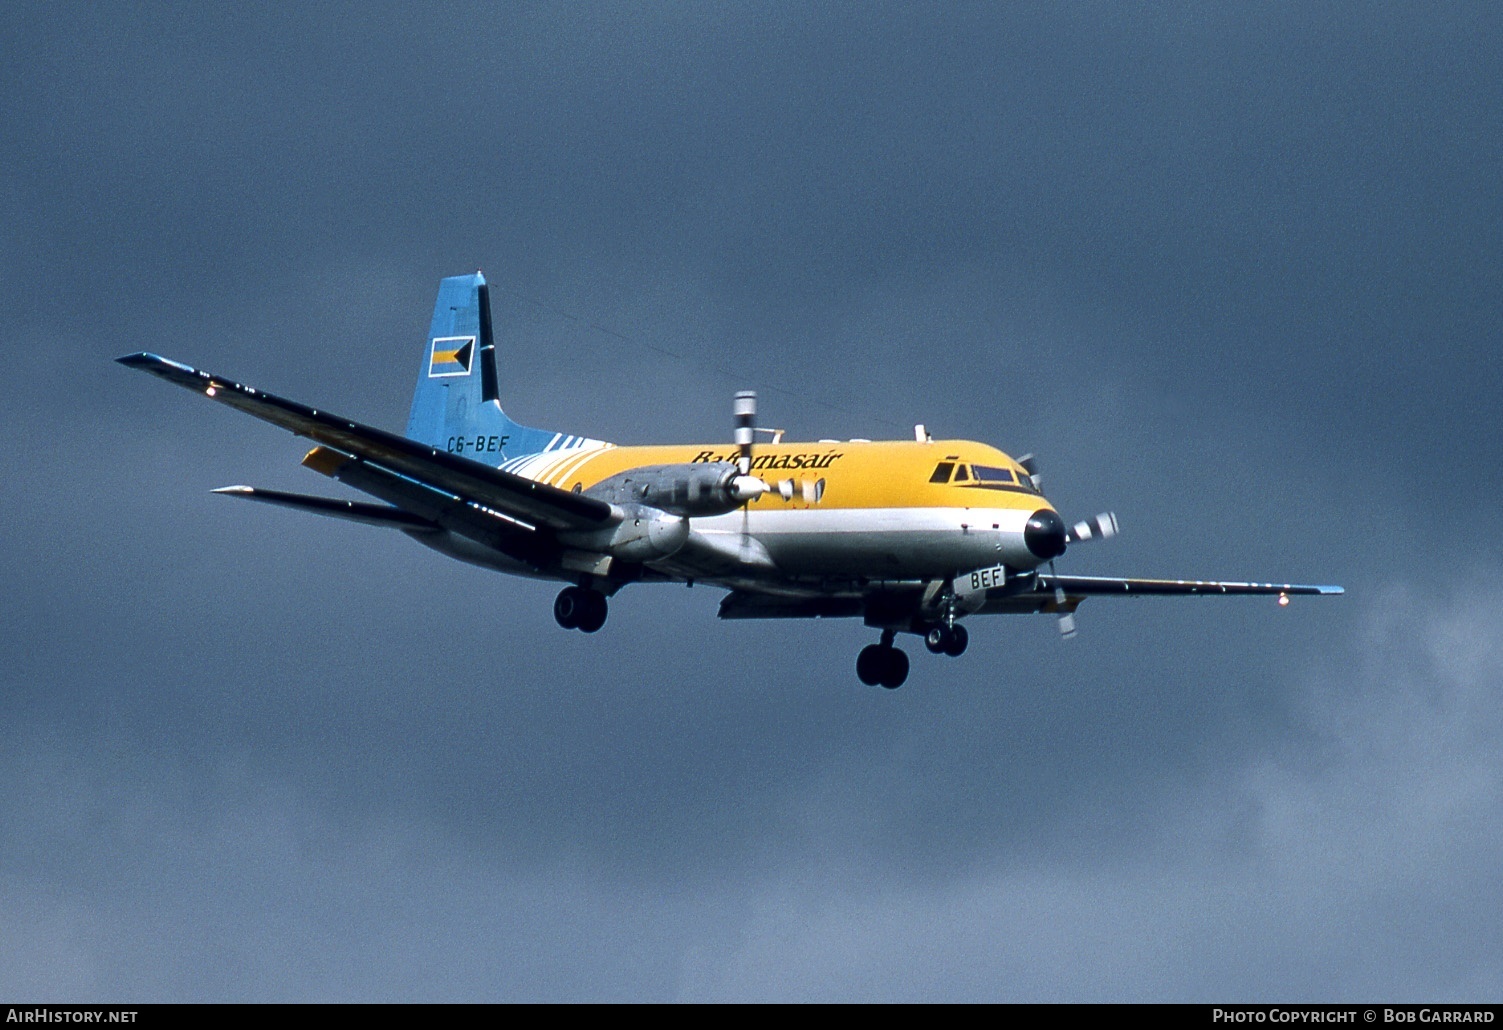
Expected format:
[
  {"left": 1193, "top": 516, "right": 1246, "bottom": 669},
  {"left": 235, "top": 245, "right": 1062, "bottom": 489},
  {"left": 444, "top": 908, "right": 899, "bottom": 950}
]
[
  {"left": 953, "top": 465, "right": 970, "bottom": 482},
  {"left": 929, "top": 462, "right": 955, "bottom": 483},
  {"left": 973, "top": 465, "right": 1014, "bottom": 483}
]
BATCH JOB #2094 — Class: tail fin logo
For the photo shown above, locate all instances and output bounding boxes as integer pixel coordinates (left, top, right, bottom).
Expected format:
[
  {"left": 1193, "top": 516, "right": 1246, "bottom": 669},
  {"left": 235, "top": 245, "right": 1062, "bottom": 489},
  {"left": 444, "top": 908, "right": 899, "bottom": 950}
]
[{"left": 428, "top": 336, "right": 475, "bottom": 378}]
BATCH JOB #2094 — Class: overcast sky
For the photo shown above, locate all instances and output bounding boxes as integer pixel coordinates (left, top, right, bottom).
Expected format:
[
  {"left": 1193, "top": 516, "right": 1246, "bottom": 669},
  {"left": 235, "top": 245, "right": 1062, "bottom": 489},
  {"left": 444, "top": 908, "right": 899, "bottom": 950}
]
[{"left": 3, "top": 1, "right": 1501, "bottom": 1002}]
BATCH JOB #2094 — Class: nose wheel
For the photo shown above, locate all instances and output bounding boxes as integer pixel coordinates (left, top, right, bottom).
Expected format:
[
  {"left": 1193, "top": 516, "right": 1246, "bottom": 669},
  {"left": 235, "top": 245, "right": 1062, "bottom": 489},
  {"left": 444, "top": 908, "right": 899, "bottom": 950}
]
[
  {"left": 924, "top": 623, "right": 968, "bottom": 657},
  {"left": 554, "top": 586, "right": 608, "bottom": 633}
]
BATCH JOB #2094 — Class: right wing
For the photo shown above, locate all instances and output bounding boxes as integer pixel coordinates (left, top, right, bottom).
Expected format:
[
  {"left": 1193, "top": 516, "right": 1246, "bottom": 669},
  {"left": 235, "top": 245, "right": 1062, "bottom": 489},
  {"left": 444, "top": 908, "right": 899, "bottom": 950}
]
[{"left": 117, "top": 353, "right": 618, "bottom": 565}]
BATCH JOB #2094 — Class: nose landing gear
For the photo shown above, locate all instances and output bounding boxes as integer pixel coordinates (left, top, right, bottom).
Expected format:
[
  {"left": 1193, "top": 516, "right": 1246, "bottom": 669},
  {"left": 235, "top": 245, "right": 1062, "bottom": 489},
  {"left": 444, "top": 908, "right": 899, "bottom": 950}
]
[
  {"left": 856, "top": 621, "right": 969, "bottom": 688},
  {"left": 924, "top": 623, "right": 968, "bottom": 657}
]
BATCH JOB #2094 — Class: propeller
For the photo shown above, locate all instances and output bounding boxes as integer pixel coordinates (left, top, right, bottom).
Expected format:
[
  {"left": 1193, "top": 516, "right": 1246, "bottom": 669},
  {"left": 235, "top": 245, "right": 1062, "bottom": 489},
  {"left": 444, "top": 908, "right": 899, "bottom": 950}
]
[
  {"left": 728, "top": 391, "right": 826, "bottom": 505},
  {"left": 1020, "top": 454, "right": 1117, "bottom": 637},
  {"left": 729, "top": 391, "right": 825, "bottom": 556},
  {"left": 1051, "top": 513, "right": 1116, "bottom": 639}
]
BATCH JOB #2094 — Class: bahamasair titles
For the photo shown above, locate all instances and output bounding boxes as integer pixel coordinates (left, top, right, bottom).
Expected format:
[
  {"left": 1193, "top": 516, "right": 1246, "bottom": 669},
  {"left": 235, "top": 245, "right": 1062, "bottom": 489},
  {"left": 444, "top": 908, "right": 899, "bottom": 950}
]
[{"left": 119, "top": 273, "right": 1342, "bottom": 688}]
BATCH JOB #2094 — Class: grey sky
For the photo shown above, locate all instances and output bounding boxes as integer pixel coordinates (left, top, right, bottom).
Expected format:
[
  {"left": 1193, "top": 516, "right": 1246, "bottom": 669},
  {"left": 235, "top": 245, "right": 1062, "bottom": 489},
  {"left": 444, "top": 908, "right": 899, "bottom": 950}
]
[{"left": 2, "top": 1, "right": 1500, "bottom": 1001}]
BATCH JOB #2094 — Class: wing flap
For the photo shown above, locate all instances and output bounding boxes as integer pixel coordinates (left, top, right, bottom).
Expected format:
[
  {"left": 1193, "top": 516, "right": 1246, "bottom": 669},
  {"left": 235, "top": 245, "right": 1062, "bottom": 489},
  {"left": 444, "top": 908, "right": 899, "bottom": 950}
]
[{"left": 117, "top": 353, "right": 615, "bottom": 533}]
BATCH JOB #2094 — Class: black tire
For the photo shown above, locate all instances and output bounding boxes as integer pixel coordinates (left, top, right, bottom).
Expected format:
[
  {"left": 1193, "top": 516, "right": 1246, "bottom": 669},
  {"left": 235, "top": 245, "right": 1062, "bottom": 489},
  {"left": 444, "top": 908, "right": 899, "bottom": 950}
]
[
  {"left": 856, "top": 644, "right": 885, "bottom": 686},
  {"left": 577, "top": 591, "right": 608, "bottom": 633},
  {"left": 942, "top": 624, "right": 968, "bottom": 657},
  {"left": 878, "top": 647, "right": 909, "bottom": 689},
  {"left": 553, "top": 587, "right": 582, "bottom": 629},
  {"left": 925, "top": 627, "right": 948, "bottom": 654}
]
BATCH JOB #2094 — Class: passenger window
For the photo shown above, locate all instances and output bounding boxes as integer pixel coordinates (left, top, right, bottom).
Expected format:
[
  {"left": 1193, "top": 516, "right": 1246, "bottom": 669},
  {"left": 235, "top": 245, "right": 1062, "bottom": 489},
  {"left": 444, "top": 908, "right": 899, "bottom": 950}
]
[{"left": 929, "top": 462, "right": 955, "bottom": 484}]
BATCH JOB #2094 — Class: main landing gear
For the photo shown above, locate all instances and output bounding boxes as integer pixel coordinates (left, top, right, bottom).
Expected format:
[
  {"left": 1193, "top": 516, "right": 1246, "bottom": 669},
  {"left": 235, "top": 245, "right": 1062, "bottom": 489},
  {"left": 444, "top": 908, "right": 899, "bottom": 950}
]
[
  {"left": 554, "top": 585, "right": 608, "bottom": 633},
  {"left": 856, "top": 622, "right": 969, "bottom": 688},
  {"left": 857, "top": 631, "right": 909, "bottom": 689}
]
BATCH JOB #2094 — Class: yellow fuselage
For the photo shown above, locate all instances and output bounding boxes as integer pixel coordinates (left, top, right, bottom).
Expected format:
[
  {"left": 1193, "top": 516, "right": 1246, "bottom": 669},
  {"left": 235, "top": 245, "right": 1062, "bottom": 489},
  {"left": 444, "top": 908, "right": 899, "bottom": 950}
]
[{"left": 509, "top": 439, "right": 1056, "bottom": 580}]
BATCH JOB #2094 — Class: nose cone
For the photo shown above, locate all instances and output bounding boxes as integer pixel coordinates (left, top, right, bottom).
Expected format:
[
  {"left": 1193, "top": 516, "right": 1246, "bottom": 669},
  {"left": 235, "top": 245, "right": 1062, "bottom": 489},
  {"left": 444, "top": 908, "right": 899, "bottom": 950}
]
[{"left": 1025, "top": 509, "right": 1068, "bottom": 560}]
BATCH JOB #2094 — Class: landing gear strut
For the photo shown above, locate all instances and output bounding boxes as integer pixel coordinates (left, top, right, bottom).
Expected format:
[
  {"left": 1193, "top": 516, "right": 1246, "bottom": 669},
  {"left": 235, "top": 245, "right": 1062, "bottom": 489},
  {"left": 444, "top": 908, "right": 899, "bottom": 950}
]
[
  {"left": 856, "top": 630, "right": 909, "bottom": 689},
  {"left": 554, "top": 586, "right": 608, "bottom": 633}
]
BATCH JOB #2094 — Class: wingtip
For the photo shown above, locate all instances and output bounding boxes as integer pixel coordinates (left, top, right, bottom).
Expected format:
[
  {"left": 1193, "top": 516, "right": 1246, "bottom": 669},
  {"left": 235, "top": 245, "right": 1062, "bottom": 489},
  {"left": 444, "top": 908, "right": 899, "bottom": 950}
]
[{"left": 116, "top": 352, "right": 194, "bottom": 372}]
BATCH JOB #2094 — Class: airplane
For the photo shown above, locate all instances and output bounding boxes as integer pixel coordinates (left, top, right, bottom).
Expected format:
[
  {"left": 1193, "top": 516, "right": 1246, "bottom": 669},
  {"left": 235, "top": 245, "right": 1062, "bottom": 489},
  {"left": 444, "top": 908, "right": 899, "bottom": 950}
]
[{"left": 118, "top": 272, "right": 1342, "bottom": 688}]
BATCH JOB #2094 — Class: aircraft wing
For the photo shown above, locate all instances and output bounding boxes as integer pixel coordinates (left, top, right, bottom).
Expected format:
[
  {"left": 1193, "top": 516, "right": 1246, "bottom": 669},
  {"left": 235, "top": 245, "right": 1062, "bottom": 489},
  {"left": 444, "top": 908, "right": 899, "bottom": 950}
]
[
  {"left": 116, "top": 353, "right": 617, "bottom": 536},
  {"left": 1039, "top": 575, "right": 1343, "bottom": 597},
  {"left": 719, "top": 574, "right": 1342, "bottom": 623}
]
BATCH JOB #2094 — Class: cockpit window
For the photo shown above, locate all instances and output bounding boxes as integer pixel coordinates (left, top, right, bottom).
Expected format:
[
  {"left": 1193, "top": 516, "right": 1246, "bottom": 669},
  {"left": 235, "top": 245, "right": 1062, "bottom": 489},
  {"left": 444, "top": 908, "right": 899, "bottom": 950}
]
[{"left": 931, "top": 460, "right": 1033, "bottom": 489}]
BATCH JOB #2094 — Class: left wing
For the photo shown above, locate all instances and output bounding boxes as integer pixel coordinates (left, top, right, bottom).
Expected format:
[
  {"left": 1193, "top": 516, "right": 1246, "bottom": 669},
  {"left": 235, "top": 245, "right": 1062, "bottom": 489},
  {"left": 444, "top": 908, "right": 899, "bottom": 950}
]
[
  {"left": 1040, "top": 575, "right": 1343, "bottom": 597},
  {"left": 117, "top": 353, "right": 619, "bottom": 549},
  {"left": 718, "top": 575, "right": 1343, "bottom": 623}
]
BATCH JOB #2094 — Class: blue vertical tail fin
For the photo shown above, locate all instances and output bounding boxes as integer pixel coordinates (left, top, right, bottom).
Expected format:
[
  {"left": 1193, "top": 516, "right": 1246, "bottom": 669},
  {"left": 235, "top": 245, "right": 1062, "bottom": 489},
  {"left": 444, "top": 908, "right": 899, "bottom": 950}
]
[{"left": 405, "top": 273, "right": 570, "bottom": 462}]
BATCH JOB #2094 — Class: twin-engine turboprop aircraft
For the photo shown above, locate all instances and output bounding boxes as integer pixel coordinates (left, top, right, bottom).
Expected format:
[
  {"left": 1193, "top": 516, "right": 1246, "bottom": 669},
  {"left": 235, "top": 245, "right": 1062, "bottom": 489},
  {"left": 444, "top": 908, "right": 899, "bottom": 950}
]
[{"left": 119, "top": 273, "right": 1341, "bottom": 688}]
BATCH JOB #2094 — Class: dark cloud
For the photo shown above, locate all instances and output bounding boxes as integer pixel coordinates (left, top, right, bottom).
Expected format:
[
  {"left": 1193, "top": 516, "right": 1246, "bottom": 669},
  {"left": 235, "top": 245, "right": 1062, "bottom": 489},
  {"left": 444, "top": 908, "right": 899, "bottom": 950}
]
[{"left": 3, "top": 0, "right": 1500, "bottom": 1000}]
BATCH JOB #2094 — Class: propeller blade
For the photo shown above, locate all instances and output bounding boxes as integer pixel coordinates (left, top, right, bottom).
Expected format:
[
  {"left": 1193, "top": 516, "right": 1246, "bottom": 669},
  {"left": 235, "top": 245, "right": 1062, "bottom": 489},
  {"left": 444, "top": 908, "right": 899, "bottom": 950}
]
[
  {"left": 1017, "top": 453, "right": 1042, "bottom": 493},
  {"left": 1054, "top": 585, "right": 1077, "bottom": 638},
  {"left": 1050, "top": 560, "right": 1077, "bottom": 639},
  {"left": 1067, "top": 511, "right": 1119, "bottom": 544},
  {"left": 734, "top": 391, "right": 756, "bottom": 476}
]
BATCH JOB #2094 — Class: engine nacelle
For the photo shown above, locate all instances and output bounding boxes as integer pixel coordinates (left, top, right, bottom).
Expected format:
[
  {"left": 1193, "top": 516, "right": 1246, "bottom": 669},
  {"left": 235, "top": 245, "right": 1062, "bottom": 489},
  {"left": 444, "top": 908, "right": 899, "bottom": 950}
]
[
  {"left": 558, "top": 503, "right": 690, "bottom": 563},
  {"left": 586, "top": 463, "right": 750, "bottom": 518}
]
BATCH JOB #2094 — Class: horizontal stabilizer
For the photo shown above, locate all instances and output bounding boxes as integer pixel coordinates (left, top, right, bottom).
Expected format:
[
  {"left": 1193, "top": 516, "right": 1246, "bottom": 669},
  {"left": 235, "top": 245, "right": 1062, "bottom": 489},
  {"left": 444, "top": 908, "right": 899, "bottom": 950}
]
[{"left": 212, "top": 486, "right": 439, "bottom": 531}]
